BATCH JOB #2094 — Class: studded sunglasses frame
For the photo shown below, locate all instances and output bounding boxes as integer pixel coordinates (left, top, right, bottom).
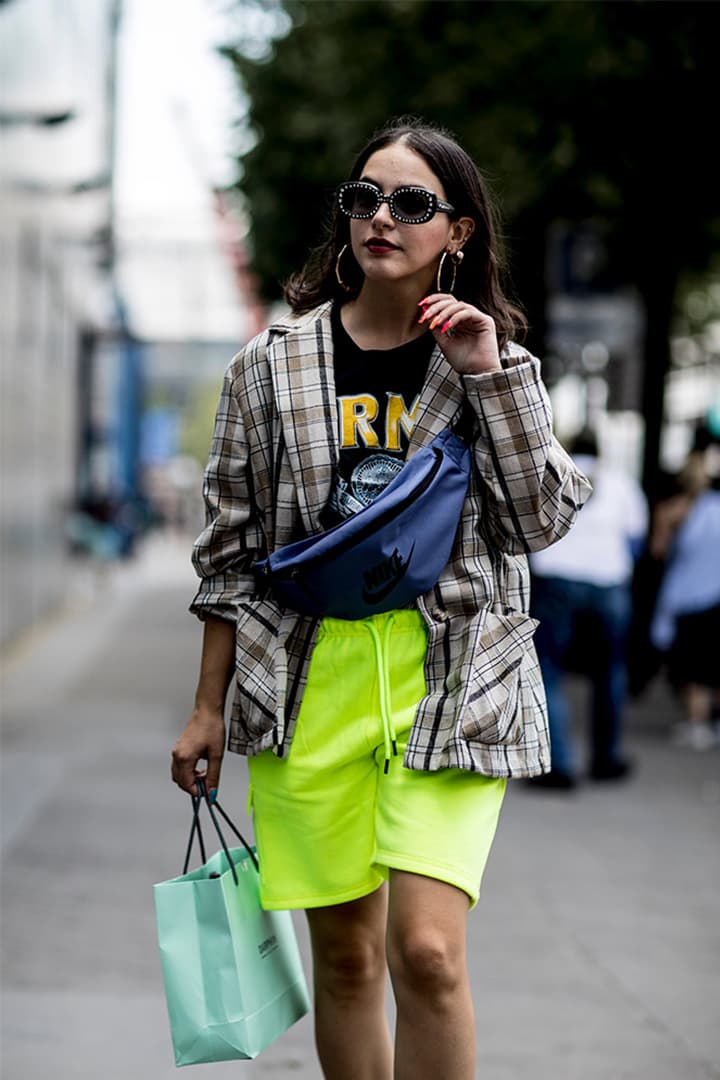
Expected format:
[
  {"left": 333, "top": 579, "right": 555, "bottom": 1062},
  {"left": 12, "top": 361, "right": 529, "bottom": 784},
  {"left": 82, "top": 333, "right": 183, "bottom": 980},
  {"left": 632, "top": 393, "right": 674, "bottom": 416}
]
[{"left": 336, "top": 181, "right": 455, "bottom": 225}]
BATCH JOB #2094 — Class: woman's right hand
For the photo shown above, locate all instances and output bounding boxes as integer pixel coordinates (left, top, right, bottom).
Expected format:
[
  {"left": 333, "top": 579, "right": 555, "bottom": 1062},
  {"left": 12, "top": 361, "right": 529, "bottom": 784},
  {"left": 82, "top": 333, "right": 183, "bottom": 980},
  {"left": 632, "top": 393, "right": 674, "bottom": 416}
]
[
  {"left": 171, "top": 706, "right": 226, "bottom": 798},
  {"left": 172, "top": 615, "right": 235, "bottom": 798}
]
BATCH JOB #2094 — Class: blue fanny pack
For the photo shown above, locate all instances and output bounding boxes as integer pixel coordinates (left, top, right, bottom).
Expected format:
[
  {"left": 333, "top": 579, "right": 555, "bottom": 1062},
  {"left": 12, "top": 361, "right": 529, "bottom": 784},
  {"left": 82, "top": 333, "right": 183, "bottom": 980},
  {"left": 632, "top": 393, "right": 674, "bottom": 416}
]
[{"left": 254, "top": 426, "right": 471, "bottom": 620}]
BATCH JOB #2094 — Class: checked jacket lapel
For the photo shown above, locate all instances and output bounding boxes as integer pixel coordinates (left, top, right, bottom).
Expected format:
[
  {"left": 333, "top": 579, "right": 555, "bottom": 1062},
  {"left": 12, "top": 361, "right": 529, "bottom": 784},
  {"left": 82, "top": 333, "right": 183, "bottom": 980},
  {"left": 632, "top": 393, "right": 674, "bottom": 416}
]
[
  {"left": 267, "top": 302, "right": 339, "bottom": 536},
  {"left": 408, "top": 344, "right": 467, "bottom": 453}
]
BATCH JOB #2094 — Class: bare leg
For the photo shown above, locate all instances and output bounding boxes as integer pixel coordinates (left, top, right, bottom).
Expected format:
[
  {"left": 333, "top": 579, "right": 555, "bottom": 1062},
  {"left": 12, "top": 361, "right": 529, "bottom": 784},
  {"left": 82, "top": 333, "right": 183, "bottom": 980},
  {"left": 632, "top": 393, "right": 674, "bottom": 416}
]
[
  {"left": 685, "top": 682, "right": 711, "bottom": 725},
  {"left": 387, "top": 871, "right": 475, "bottom": 1080},
  {"left": 306, "top": 885, "right": 392, "bottom": 1079},
  {"left": 682, "top": 682, "right": 716, "bottom": 749}
]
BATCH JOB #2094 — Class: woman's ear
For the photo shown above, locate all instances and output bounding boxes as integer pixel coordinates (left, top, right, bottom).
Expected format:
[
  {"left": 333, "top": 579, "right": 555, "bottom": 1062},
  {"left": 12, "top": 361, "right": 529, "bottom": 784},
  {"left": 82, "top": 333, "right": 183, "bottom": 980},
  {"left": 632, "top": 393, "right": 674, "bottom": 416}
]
[{"left": 450, "top": 217, "right": 475, "bottom": 250}]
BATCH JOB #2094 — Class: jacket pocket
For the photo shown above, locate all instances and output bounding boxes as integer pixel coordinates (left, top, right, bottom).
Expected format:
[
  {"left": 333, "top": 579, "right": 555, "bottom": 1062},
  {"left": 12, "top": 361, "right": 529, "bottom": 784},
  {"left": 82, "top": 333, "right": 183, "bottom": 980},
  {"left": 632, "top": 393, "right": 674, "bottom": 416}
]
[
  {"left": 461, "top": 611, "right": 539, "bottom": 745},
  {"left": 234, "top": 598, "right": 282, "bottom": 739}
]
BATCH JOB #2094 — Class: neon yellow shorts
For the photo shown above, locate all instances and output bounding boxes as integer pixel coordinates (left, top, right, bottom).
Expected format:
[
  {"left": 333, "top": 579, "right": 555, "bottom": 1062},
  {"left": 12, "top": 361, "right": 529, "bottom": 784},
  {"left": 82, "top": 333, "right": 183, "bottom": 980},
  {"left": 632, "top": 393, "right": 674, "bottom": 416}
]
[{"left": 247, "top": 610, "right": 506, "bottom": 910}]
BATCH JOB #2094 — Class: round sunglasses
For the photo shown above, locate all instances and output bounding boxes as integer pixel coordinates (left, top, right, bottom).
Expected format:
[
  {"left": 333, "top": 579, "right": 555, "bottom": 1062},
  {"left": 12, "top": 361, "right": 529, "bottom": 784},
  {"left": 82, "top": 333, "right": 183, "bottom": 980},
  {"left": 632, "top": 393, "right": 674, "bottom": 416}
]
[{"left": 336, "top": 181, "right": 455, "bottom": 225}]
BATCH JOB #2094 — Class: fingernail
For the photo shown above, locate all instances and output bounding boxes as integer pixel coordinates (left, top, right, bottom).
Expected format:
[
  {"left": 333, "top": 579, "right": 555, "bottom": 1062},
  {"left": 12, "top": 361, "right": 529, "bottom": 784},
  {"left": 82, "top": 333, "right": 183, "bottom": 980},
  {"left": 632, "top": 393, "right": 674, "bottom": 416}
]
[
  {"left": 429, "top": 316, "right": 440, "bottom": 330},
  {"left": 209, "top": 788, "right": 217, "bottom": 804},
  {"left": 418, "top": 297, "right": 430, "bottom": 307},
  {"left": 441, "top": 320, "right": 452, "bottom": 333},
  {"left": 418, "top": 312, "right": 429, "bottom": 324}
]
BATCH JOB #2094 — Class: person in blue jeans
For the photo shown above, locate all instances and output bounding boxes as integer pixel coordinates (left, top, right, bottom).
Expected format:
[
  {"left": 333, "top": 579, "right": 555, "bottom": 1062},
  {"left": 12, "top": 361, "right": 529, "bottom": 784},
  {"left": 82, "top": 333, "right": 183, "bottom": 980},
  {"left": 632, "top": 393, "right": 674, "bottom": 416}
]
[
  {"left": 530, "top": 576, "right": 634, "bottom": 785},
  {"left": 529, "top": 429, "right": 648, "bottom": 788}
]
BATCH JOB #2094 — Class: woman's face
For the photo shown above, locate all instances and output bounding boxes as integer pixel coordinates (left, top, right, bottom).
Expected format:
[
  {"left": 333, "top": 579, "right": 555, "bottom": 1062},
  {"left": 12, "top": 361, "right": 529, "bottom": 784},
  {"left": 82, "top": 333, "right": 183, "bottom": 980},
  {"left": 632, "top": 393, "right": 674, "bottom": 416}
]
[{"left": 348, "top": 142, "right": 470, "bottom": 294}]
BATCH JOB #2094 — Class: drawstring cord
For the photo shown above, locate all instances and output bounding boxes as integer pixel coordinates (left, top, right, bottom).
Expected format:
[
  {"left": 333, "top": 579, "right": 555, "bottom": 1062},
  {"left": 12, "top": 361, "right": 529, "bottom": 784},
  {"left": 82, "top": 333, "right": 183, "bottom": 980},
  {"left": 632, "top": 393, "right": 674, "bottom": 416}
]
[{"left": 366, "top": 615, "right": 398, "bottom": 774}]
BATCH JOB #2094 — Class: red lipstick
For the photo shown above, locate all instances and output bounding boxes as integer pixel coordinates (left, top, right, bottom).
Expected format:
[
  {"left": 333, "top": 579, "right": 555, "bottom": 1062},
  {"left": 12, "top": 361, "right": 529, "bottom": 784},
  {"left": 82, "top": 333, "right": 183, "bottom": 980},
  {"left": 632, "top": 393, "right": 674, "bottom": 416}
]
[{"left": 365, "top": 238, "right": 399, "bottom": 255}]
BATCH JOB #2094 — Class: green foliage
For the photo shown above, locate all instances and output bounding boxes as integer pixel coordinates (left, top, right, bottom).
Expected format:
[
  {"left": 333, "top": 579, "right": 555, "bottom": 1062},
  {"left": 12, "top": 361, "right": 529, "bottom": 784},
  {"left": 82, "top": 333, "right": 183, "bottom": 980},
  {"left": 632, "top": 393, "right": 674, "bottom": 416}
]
[
  {"left": 226, "top": 0, "right": 718, "bottom": 307},
  {"left": 180, "top": 379, "right": 225, "bottom": 465}
]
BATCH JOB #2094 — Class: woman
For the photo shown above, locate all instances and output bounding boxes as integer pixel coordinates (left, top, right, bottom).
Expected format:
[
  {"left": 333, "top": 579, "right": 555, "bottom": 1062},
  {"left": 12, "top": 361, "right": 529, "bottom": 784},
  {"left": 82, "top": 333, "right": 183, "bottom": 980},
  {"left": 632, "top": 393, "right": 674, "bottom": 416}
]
[
  {"left": 171, "top": 118, "right": 590, "bottom": 1079},
  {"left": 650, "top": 448, "right": 720, "bottom": 750}
]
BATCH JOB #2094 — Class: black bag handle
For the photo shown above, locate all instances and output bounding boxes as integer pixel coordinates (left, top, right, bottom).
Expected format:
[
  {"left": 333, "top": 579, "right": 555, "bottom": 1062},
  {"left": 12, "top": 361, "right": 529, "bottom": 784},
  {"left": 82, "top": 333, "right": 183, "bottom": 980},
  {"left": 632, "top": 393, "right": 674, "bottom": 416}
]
[
  {"left": 183, "top": 793, "right": 208, "bottom": 870},
  {"left": 451, "top": 399, "right": 476, "bottom": 445},
  {"left": 182, "top": 777, "right": 259, "bottom": 885}
]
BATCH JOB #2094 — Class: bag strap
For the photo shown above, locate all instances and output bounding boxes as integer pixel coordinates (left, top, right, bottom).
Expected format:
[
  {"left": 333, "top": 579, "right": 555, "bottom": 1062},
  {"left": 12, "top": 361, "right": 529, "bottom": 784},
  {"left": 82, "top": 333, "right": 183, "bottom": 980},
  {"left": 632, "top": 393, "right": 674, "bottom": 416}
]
[
  {"left": 451, "top": 399, "right": 476, "bottom": 445},
  {"left": 183, "top": 793, "right": 208, "bottom": 871},
  {"left": 182, "top": 778, "right": 259, "bottom": 885}
]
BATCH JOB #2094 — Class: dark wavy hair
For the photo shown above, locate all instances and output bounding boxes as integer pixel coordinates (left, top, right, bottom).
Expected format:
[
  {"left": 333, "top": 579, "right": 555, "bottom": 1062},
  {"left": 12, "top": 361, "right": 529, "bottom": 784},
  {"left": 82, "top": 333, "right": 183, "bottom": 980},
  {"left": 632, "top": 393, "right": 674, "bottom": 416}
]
[{"left": 284, "top": 117, "right": 526, "bottom": 349}]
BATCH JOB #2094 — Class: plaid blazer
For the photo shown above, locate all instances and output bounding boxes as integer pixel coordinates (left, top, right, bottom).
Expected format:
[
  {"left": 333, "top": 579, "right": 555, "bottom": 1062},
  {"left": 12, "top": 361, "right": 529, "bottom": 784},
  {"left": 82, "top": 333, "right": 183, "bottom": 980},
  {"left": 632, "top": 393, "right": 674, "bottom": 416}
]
[{"left": 190, "top": 301, "right": 591, "bottom": 777}]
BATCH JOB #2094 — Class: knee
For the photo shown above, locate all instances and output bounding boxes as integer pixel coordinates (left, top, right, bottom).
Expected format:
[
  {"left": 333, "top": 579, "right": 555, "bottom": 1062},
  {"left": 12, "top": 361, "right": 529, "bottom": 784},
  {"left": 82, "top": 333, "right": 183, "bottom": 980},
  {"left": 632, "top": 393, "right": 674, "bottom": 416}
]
[
  {"left": 388, "top": 929, "right": 463, "bottom": 1001},
  {"left": 315, "top": 936, "right": 386, "bottom": 1001}
]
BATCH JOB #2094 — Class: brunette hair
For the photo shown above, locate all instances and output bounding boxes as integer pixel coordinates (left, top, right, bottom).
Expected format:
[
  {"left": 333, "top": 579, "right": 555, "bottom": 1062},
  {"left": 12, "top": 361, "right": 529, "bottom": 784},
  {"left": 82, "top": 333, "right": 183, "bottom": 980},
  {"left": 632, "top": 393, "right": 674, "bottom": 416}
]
[{"left": 284, "top": 117, "right": 526, "bottom": 348}]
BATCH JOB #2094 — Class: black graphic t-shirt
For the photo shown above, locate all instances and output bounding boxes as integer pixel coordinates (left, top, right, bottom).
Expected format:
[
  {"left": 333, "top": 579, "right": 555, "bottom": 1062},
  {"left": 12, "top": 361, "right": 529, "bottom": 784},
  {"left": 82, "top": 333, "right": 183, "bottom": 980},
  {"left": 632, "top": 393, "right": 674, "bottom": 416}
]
[{"left": 324, "top": 303, "right": 433, "bottom": 525}]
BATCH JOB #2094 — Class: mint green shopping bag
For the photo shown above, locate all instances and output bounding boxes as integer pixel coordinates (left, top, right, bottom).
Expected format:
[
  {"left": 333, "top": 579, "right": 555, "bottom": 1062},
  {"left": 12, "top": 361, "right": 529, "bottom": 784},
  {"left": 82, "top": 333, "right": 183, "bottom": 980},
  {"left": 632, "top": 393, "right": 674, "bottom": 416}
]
[{"left": 154, "top": 781, "right": 310, "bottom": 1066}]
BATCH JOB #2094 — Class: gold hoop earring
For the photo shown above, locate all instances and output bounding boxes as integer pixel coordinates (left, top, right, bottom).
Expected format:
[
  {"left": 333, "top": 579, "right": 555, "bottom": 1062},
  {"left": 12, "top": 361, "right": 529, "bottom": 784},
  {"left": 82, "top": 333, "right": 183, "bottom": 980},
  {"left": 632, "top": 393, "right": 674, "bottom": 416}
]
[
  {"left": 335, "top": 244, "right": 354, "bottom": 292},
  {"left": 436, "top": 249, "right": 464, "bottom": 293}
]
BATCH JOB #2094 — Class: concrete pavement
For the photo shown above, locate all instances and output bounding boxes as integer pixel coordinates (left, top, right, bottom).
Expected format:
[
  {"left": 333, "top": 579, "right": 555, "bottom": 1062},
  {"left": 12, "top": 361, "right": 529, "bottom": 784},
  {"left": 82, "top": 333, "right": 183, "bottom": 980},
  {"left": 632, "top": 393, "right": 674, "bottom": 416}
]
[{"left": 2, "top": 534, "right": 719, "bottom": 1080}]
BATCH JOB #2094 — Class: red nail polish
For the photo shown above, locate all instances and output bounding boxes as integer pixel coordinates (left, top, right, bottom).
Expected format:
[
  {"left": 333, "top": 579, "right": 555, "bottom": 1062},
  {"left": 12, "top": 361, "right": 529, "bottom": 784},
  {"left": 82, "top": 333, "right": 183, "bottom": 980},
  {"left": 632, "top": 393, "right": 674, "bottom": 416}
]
[{"left": 441, "top": 320, "right": 452, "bottom": 333}]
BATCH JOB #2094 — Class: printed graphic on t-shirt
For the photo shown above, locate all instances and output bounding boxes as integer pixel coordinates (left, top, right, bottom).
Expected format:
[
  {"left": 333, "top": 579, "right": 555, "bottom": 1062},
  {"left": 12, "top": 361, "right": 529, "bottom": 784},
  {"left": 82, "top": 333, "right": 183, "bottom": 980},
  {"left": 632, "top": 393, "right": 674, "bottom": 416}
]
[
  {"left": 338, "top": 392, "right": 420, "bottom": 451},
  {"left": 329, "top": 391, "right": 421, "bottom": 520},
  {"left": 326, "top": 302, "right": 432, "bottom": 525}
]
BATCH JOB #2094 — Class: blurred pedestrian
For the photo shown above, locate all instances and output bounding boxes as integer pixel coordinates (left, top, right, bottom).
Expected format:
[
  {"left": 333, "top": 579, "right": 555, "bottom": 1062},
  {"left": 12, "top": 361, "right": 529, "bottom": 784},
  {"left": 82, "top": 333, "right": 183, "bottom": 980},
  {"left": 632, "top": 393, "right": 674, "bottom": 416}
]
[
  {"left": 170, "top": 117, "right": 590, "bottom": 1078},
  {"left": 650, "top": 445, "right": 720, "bottom": 750},
  {"left": 529, "top": 428, "right": 648, "bottom": 788}
]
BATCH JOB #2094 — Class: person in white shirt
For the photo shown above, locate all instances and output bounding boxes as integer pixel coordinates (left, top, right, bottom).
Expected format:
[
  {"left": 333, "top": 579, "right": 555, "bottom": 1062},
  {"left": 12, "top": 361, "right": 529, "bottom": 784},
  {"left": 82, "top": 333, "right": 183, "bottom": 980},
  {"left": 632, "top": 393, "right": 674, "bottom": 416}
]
[{"left": 529, "top": 429, "right": 648, "bottom": 788}]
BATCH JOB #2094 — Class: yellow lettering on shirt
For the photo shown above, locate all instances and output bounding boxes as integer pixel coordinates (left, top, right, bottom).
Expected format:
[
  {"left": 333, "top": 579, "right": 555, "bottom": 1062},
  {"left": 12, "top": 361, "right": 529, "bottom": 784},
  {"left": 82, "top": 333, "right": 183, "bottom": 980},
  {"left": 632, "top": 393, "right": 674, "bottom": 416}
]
[
  {"left": 338, "top": 395, "right": 381, "bottom": 448},
  {"left": 386, "top": 393, "right": 420, "bottom": 451}
]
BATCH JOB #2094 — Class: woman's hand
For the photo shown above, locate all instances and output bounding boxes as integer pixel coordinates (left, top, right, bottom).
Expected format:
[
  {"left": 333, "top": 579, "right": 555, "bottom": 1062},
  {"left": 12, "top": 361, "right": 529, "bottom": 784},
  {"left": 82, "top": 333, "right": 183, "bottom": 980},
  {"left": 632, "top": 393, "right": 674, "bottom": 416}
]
[
  {"left": 172, "top": 615, "right": 235, "bottom": 798},
  {"left": 171, "top": 705, "right": 226, "bottom": 798},
  {"left": 418, "top": 293, "right": 502, "bottom": 374}
]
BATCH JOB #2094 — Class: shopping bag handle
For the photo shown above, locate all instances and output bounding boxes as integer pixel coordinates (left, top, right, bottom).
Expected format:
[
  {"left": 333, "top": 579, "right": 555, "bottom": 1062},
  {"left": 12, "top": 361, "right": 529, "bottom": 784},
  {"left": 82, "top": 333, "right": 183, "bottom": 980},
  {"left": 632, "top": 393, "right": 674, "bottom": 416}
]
[{"left": 183, "top": 777, "right": 259, "bottom": 884}]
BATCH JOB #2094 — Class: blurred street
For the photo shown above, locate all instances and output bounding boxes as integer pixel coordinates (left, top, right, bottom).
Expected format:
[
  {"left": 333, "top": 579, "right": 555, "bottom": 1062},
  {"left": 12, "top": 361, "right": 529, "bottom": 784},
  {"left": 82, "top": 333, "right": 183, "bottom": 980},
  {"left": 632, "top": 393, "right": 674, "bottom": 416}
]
[{"left": 1, "top": 534, "right": 719, "bottom": 1080}]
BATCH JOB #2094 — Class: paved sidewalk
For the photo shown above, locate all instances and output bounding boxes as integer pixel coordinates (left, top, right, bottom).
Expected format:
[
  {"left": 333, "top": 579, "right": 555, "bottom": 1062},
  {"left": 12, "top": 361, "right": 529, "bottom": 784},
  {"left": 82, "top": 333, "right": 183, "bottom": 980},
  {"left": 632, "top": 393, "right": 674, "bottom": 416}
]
[{"left": 2, "top": 534, "right": 719, "bottom": 1080}]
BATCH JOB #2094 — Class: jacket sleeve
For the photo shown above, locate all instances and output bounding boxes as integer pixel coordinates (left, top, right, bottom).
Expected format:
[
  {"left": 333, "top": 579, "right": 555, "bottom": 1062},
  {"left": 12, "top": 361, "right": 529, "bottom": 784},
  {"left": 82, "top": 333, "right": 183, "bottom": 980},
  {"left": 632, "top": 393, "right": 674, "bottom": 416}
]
[
  {"left": 462, "top": 349, "right": 592, "bottom": 554},
  {"left": 189, "top": 349, "right": 267, "bottom": 622}
]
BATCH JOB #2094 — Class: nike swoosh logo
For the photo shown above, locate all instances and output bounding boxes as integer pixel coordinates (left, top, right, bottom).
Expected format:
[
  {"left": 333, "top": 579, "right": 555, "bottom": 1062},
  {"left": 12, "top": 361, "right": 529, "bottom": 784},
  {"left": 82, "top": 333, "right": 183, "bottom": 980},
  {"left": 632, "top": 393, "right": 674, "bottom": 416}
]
[{"left": 361, "top": 543, "right": 415, "bottom": 605}]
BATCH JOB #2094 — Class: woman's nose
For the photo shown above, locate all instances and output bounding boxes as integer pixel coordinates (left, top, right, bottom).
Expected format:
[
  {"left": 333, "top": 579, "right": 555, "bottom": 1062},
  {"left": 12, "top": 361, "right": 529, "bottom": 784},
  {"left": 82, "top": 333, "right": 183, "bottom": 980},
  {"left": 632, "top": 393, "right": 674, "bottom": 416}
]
[{"left": 371, "top": 199, "right": 394, "bottom": 227}]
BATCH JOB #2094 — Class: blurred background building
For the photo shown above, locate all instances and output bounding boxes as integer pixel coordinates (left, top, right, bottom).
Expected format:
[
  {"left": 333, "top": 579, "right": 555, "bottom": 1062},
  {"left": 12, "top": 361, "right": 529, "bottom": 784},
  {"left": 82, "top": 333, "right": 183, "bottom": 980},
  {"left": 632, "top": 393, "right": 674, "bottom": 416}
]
[
  {"left": 1, "top": 0, "right": 263, "bottom": 647},
  {"left": 1, "top": 0, "right": 121, "bottom": 644}
]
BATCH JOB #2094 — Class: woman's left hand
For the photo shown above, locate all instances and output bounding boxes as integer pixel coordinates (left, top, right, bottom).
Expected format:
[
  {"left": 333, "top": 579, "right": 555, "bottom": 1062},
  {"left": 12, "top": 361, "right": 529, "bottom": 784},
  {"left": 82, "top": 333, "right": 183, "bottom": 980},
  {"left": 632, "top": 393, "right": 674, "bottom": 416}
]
[{"left": 418, "top": 293, "right": 502, "bottom": 374}]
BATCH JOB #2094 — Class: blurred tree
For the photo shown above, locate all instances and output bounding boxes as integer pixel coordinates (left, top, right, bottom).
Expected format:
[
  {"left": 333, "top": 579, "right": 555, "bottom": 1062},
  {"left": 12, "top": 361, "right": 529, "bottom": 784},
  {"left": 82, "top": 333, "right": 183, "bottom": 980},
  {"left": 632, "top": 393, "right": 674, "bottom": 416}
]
[
  {"left": 224, "top": 0, "right": 719, "bottom": 494},
  {"left": 181, "top": 379, "right": 226, "bottom": 465}
]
